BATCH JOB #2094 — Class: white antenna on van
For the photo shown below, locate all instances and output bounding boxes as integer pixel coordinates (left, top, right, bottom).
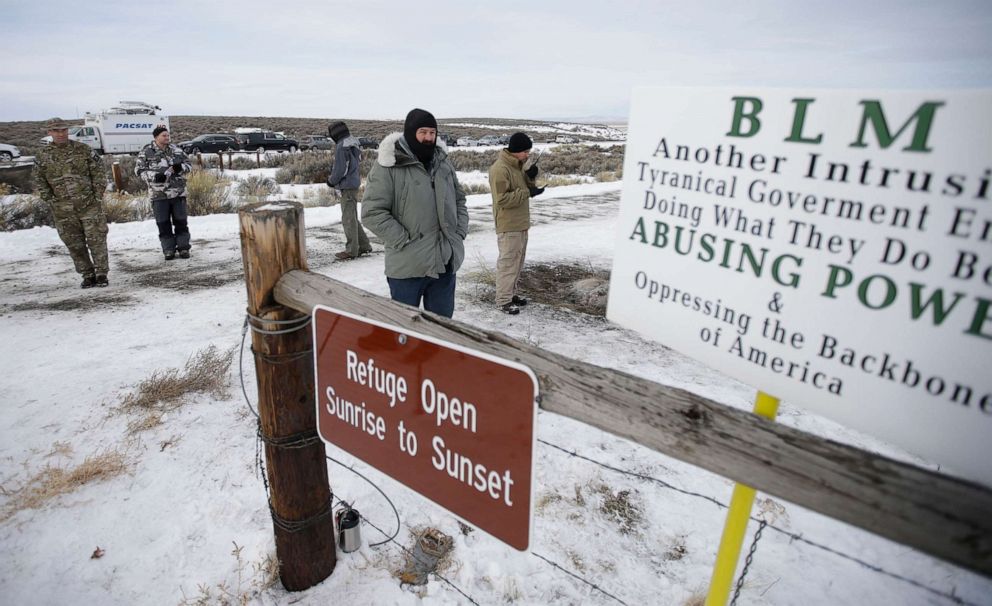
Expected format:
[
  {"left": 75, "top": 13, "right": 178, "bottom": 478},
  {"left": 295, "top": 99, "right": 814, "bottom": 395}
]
[{"left": 112, "top": 101, "right": 161, "bottom": 114}]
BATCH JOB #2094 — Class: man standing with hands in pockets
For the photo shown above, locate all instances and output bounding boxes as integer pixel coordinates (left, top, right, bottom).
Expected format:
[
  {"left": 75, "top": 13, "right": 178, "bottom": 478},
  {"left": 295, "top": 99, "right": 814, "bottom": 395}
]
[
  {"left": 327, "top": 120, "right": 372, "bottom": 260},
  {"left": 361, "top": 108, "right": 468, "bottom": 318},
  {"left": 488, "top": 132, "right": 544, "bottom": 315}
]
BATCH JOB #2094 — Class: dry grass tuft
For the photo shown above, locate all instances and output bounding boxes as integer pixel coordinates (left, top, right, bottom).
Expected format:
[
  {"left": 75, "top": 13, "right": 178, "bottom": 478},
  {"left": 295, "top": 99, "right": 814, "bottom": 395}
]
[
  {"left": 665, "top": 535, "right": 689, "bottom": 561},
  {"left": 117, "top": 345, "right": 235, "bottom": 432},
  {"left": 103, "top": 192, "right": 148, "bottom": 223},
  {"left": 683, "top": 592, "right": 706, "bottom": 606},
  {"left": 593, "top": 483, "right": 644, "bottom": 535},
  {"left": 236, "top": 175, "right": 280, "bottom": 199},
  {"left": 535, "top": 491, "right": 564, "bottom": 513},
  {"left": 461, "top": 182, "right": 491, "bottom": 195},
  {"left": 1, "top": 446, "right": 130, "bottom": 522},
  {"left": 179, "top": 541, "right": 280, "bottom": 605},
  {"left": 298, "top": 186, "right": 338, "bottom": 208},
  {"left": 541, "top": 175, "right": 593, "bottom": 188},
  {"left": 185, "top": 170, "right": 234, "bottom": 216},
  {"left": 0, "top": 194, "right": 53, "bottom": 231}
]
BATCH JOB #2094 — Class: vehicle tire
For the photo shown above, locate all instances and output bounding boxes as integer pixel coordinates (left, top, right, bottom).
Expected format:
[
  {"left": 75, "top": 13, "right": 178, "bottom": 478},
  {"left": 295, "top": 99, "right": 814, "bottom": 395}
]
[
  {"left": 0, "top": 152, "right": 12, "bottom": 162},
  {"left": 256, "top": 146, "right": 265, "bottom": 153},
  {"left": 289, "top": 146, "right": 298, "bottom": 153}
]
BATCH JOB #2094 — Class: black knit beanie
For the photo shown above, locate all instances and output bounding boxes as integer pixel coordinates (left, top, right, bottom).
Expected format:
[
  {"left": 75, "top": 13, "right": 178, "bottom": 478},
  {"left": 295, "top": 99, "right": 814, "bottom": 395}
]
[
  {"left": 328, "top": 121, "right": 350, "bottom": 142},
  {"left": 507, "top": 132, "right": 533, "bottom": 153},
  {"left": 403, "top": 108, "right": 438, "bottom": 167},
  {"left": 152, "top": 126, "right": 169, "bottom": 138}
]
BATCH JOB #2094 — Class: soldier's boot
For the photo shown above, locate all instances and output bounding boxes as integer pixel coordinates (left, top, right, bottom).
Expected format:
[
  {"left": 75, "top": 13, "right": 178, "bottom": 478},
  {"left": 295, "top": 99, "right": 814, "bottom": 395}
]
[
  {"left": 178, "top": 250, "right": 190, "bottom": 259},
  {"left": 164, "top": 251, "right": 176, "bottom": 261},
  {"left": 95, "top": 275, "right": 109, "bottom": 287},
  {"left": 80, "top": 275, "right": 97, "bottom": 289}
]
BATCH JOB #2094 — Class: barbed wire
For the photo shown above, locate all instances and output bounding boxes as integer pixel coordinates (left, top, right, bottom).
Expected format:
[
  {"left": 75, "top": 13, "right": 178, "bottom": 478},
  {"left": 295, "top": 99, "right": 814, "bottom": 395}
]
[
  {"left": 538, "top": 438, "right": 975, "bottom": 606},
  {"left": 531, "top": 552, "right": 630, "bottom": 606}
]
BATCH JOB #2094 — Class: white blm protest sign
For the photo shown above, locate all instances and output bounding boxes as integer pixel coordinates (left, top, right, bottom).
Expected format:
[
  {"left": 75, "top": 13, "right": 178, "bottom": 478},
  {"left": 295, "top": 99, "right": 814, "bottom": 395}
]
[{"left": 607, "top": 87, "right": 991, "bottom": 486}]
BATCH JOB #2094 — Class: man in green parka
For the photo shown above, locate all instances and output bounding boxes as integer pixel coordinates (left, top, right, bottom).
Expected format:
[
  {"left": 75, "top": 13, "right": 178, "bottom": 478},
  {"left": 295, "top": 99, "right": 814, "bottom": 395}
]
[{"left": 361, "top": 108, "right": 469, "bottom": 318}]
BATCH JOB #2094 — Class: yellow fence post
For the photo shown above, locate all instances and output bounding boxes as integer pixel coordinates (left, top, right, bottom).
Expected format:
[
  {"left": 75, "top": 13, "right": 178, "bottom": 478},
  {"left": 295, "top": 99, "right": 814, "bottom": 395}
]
[{"left": 705, "top": 390, "right": 780, "bottom": 606}]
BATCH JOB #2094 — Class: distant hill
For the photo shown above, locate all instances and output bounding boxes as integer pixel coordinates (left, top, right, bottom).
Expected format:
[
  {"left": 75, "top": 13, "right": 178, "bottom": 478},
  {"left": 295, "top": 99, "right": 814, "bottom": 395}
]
[{"left": 0, "top": 116, "right": 625, "bottom": 156}]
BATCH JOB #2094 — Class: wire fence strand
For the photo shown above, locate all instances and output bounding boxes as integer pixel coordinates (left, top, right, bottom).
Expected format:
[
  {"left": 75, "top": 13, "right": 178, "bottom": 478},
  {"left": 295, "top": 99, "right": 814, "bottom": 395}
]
[{"left": 539, "top": 437, "right": 975, "bottom": 606}]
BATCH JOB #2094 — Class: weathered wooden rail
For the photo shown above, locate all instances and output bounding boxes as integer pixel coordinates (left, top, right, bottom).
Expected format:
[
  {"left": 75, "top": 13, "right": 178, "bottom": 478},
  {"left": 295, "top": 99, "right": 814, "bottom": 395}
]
[{"left": 275, "top": 267, "right": 992, "bottom": 579}]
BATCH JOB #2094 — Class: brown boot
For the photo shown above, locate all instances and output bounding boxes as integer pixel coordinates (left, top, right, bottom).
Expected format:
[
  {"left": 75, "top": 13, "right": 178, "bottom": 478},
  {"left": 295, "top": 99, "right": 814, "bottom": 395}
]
[{"left": 335, "top": 251, "right": 354, "bottom": 260}]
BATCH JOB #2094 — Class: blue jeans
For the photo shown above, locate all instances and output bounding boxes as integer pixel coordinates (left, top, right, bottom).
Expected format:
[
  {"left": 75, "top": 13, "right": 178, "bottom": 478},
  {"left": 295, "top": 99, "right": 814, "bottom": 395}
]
[{"left": 387, "top": 263, "right": 457, "bottom": 318}]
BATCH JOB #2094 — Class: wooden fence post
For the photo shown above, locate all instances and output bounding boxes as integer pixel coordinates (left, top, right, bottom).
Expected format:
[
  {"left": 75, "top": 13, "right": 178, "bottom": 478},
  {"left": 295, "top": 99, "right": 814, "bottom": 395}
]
[
  {"left": 217, "top": 152, "right": 224, "bottom": 172},
  {"left": 238, "top": 201, "right": 336, "bottom": 591},
  {"left": 111, "top": 162, "right": 124, "bottom": 192}
]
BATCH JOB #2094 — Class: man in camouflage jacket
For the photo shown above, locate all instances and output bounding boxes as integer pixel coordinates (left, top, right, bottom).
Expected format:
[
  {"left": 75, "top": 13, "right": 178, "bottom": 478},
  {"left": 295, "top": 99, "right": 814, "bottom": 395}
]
[
  {"left": 34, "top": 117, "right": 110, "bottom": 288},
  {"left": 135, "top": 126, "right": 192, "bottom": 259}
]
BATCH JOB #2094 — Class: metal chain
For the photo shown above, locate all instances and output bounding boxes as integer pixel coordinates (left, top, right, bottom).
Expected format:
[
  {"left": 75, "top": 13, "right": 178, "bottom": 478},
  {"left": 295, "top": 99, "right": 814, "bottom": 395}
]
[{"left": 730, "top": 519, "right": 767, "bottom": 606}]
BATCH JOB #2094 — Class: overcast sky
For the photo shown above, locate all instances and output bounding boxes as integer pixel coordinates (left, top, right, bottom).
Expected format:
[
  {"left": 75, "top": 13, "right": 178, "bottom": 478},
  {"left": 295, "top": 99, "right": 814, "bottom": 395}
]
[{"left": 2, "top": 0, "right": 990, "bottom": 122}]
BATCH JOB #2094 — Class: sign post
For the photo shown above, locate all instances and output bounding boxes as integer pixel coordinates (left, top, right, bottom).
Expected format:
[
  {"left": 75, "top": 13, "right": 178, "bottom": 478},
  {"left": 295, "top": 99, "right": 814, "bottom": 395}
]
[
  {"left": 312, "top": 305, "right": 539, "bottom": 551},
  {"left": 705, "top": 391, "right": 780, "bottom": 606}
]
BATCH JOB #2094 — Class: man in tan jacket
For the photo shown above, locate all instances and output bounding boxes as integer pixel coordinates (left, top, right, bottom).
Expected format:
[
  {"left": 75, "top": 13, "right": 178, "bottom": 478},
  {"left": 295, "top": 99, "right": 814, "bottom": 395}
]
[{"left": 488, "top": 133, "right": 544, "bottom": 315}]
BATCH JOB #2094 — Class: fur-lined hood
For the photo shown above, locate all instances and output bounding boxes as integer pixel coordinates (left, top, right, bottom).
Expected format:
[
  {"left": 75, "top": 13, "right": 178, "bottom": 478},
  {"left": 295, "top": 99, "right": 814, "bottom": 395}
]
[
  {"left": 376, "top": 132, "right": 449, "bottom": 168},
  {"left": 337, "top": 135, "right": 360, "bottom": 149}
]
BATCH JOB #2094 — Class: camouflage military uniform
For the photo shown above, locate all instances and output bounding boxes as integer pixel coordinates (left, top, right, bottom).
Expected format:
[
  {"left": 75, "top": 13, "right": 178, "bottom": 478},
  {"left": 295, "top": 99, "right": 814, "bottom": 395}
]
[
  {"left": 135, "top": 142, "right": 192, "bottom": 255},
  {"left": 34, "top": 140, "right": 110, "bottom": 281}
]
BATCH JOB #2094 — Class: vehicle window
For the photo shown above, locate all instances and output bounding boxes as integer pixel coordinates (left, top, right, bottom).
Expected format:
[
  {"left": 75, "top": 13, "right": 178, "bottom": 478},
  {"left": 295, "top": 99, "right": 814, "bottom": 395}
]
[{"left": 82, "top": 127, "right": 95, "bottom": 136}]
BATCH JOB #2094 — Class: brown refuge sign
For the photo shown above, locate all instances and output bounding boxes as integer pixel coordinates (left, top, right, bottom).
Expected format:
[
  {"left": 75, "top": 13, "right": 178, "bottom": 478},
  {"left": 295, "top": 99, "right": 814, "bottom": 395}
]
[{"left": 312, "top": 306, "right": 539, "bottom": 551}]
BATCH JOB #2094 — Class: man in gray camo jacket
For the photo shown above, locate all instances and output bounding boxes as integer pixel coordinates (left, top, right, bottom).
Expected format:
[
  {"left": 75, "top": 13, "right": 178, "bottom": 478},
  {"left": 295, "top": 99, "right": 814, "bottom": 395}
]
[
  {"left": 34, "top": 117, "right": 110, "bottom": 288},
  {"left": 135, "top": 125, "right": 192, "bottom": 260}
]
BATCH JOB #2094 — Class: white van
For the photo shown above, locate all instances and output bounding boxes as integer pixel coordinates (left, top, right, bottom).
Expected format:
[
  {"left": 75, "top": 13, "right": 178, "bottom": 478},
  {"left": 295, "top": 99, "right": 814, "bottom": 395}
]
[{"left": 43, "top": 101, "right": 169, "bottom": 155}]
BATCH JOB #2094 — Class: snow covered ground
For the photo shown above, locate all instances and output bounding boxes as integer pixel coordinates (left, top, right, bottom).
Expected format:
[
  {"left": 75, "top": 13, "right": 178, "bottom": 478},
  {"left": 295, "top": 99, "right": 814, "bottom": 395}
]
[{"left": 1, "top": 181, "right": 989, "bottom": 605}]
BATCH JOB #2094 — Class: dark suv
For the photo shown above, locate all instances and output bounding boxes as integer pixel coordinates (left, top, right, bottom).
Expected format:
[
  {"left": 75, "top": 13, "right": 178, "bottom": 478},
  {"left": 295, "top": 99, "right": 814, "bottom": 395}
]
[
  {"left": 300, "top": 135, "right": 334, "bottom": 151},
  {"left": 179, "top": 134, "right": 239, "bottom": 155},
  {"left": 237, "top": 131, "right": 300, "bottom": 153},
  {"left": 358, "top": 137, "right": 379, "bottom": 149}
]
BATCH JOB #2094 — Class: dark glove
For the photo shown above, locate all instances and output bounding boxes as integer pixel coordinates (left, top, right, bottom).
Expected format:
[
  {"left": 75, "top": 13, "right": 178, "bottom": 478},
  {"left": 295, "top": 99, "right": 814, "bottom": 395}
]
[
  {"left": 525, "top": 165, "right": 539, "bottom": 179},
  {"left": 172, "top": 161, "right": 184, "bottom": 173},
  {"left": 153, "top": 172, "right": 167, "bottom": 183},
  {"left": 529, "top": 186, "right": 545, "bottom": 197}
]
